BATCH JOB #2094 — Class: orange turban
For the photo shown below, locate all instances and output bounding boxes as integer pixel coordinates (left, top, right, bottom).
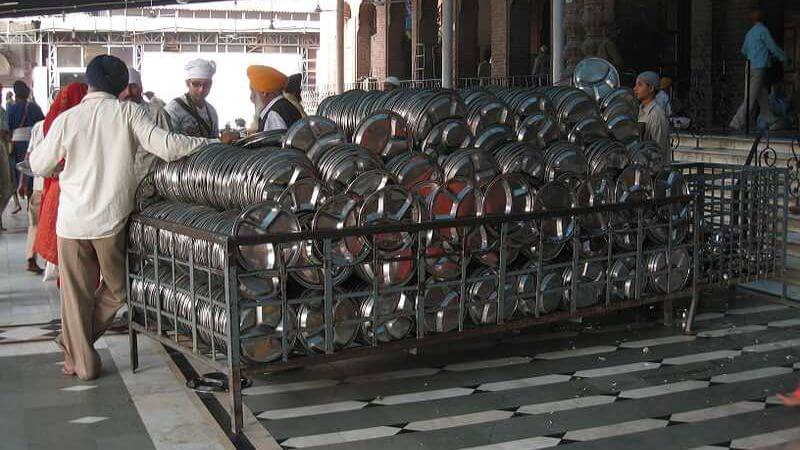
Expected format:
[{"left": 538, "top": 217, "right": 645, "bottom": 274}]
[{"left": 247, "top": 65, "right": 287, "bottom": 93}]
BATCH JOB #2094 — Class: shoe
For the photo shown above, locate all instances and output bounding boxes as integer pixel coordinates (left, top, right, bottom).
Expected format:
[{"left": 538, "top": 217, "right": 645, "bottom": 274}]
[{"left": 26, "top": 258, "right": 44, "bottom": 275}]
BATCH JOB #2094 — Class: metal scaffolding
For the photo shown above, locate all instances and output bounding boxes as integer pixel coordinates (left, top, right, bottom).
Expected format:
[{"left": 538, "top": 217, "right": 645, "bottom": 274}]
[{"left": 7, "top": 27, "right": 320, "bottom": 99}]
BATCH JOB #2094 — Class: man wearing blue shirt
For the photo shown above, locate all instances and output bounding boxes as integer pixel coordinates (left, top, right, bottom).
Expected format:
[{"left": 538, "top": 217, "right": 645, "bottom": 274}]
[
  {"left": 729, "top": 7, "right": 786, "bottom": 131},
  {"left": 7, "top": 81, "right": 44, "bottom": 196}
]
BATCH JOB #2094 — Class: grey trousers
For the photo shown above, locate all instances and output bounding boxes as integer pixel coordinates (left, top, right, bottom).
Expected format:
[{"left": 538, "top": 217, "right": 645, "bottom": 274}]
[{"left": 730, "top": 68, "right": 776, "bottom": 129}]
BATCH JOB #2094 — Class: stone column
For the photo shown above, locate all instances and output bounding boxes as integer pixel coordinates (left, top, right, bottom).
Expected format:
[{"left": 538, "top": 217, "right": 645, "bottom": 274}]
[
  {"left": 371, "top": 4, "right": 388, "bottom": 80},
  {"left": 690, "top": 0, "right": 713, "bottom": 128},
  {"left": 563, "top": 0, "right": 583, "bottom": 75},
  {"left": 580, "top": 0, "right": 604, "bottom": 58},
  {"left": 490, "top": 0, "right": 510, "bottom": 78}
]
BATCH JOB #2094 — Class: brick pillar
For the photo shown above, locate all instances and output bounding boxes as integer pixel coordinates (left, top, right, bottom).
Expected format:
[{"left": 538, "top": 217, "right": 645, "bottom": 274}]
[
  {"left": 490, "top": 0, "right": 509, "bottom": 78},
  {"left": 690, "top": 0, "right": 713, "bottom": 128},
  {"left": 563, "top": 0, "right": 583, "bottom": 75},
  {"left": 371, "top": 4, "right": 388, "bottom": 80}
]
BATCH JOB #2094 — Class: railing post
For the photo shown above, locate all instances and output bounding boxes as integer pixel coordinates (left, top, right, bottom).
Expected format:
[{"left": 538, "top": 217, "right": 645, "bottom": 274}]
[
  {"left": 224, "top": 238, "right": 243, "bottom": 438},
  {"left": 744, "top": 59, "right": 751, "bottom": 135}
]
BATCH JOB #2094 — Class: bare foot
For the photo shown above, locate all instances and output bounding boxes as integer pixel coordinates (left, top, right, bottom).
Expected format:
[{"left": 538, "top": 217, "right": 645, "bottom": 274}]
[
  {"left": 54, "top": 336, "right": 75, "bottom": 376},
  {"left": 61, "top": 361, "right": 76, "bottom": 376},
  {"left": 778, "top": 392, "right": 800, "bottom": 407}
]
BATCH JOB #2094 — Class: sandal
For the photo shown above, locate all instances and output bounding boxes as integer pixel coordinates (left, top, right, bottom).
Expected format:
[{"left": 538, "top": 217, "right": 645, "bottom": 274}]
[{"left": 186, "top": 372, "right": 252, "bottom": 393}]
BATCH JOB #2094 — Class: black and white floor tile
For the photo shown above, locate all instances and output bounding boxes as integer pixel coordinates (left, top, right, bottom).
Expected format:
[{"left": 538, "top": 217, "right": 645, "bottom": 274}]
[
  {"left": 0, "top": 320, "right": 61, "bottom": 343},
  {"left": 241, "top": 294, "right": 800, "bottom": 450}
]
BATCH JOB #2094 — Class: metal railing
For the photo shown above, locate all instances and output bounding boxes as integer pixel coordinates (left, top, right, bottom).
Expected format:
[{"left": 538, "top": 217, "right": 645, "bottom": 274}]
[
  {"left": 126, "top": 162, "right": 788, "bottom": 438},
  {"left": 127, "top": 196, "right": 698, "bottom": 436}
]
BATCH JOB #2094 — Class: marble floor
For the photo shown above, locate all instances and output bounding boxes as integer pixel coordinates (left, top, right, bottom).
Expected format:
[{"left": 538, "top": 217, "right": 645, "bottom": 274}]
[
  {"left": 4, "top": 207, "right": 800, "bottom": 450},
  {"left": 242, "top": 293, "right": 800, "bottom": 450},
  {"left": 0, "top": 211, "right": 234, "bottom": 450}
]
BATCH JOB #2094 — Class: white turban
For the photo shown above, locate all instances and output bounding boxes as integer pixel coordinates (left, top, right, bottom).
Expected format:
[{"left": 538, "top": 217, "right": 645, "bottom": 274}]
[
  {"left": 127, "top": 68, "right": 142, "bottom": 87},
  {"left": 184, "top": 58, "right": 216, "bottom": 80}
]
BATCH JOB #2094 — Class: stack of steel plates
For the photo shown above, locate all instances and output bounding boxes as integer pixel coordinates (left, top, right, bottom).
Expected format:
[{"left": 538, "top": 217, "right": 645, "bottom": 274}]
[{"left": 130, "top": 56, "right": 695, "bottom": 359}]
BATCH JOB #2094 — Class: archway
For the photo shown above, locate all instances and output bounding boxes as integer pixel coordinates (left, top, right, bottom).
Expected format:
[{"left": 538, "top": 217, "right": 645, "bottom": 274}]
[
  {"left": 508, "top": 0, "right": 550, "bottom": 78},
  {"left": 416, "top": 0, "right": 440, "bottom": 79},
  {"left": 457, "top": 0, "right": 491, "bottom": 78},
  {"left": 387, "top": 0, "right": 412, "bottom": 80}
]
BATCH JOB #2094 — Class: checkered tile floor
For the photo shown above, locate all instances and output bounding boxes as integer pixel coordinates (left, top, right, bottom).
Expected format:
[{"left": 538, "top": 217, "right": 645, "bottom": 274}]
[
  {"left": 0, "top": 319, "right": 127, "bottom": 344},
  {"left": 0, "top": 321, "right": 62, "bottom": 343},
  {"left": 240, "top": 294, "right": 800, "bottom": 450}
]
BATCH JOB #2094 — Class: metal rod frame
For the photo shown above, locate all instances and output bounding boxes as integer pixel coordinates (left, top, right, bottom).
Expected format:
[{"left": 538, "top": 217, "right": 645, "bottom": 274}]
[{"left": 128, "top": 162, "right": 788, "bottom": 438}]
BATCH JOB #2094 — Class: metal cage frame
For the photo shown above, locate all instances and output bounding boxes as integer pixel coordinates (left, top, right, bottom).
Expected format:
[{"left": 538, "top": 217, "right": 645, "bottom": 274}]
[{"left": 126, "top": 162, "right": 789, "bottom": 438}]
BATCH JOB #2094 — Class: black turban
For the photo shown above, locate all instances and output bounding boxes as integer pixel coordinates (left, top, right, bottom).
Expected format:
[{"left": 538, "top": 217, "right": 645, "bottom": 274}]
[
  {"left": 13, "top": 80, "right": 30, "bottom": 99},
  {"left": 85, "top": 55, "right": 129, "bottom": 96}
]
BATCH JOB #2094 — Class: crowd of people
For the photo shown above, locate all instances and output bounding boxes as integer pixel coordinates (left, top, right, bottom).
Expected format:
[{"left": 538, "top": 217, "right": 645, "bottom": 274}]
[{"left": 0, "top": 54, "right": 303, "bottom": 381}]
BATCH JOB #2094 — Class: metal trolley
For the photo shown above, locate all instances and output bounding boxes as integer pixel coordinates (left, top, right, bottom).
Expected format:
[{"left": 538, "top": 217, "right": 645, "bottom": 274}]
[{"left": 126, "top": 162, "right": 788, "bottom": 438}]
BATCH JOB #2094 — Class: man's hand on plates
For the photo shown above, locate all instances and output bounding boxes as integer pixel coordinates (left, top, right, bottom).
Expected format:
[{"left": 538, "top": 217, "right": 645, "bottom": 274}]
[{"left": 220, "top": 131, "right": 240, "bottom": 145}]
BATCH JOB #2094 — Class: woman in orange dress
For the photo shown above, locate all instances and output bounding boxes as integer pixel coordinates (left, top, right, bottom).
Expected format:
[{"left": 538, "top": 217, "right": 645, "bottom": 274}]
[{"left": 33, "top": 83, "right": 88, "bottom": 267}]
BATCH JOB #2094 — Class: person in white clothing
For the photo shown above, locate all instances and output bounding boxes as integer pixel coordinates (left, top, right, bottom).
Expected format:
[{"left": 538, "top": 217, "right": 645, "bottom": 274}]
[
  {"left": 634, "top": 71, "right": 671, "bottom": 161},
  {"left": 24, "top": 120, "right": 44, "bottom": 274},
  {"left": 120, "top": 68, "right": 172, "bottom": 183},
  {"left": 165, "top": 59, "right": 220, "bottom": 138},
  {"left": 29, "top": 55, "right": 235, "bottom": 381}
]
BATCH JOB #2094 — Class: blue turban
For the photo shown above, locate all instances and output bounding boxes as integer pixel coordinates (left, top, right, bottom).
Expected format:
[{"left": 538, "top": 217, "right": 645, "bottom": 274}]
[
  {"left": 86, "top": 55, "right": 129, "bottom": 96},
  {"left": 636, "top": 71, "right": 661, "bottom": 91}
]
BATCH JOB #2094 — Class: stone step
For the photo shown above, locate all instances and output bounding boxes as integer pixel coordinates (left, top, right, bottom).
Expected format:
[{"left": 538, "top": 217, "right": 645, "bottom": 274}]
[
  {"left": 788, "top": 255, "right": 800, "bottom": 272},
  {"left": 790, "top": 214, "right": 800, "bottom": 232},
  {"left": 675, "top": 133, "right": 797, "bottom": 153},
  {"left": 675, "top": 141, "right": 795, "bottom": 167}
]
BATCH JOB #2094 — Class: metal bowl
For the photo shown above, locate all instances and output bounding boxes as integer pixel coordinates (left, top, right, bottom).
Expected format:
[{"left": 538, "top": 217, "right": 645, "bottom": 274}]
[
  {"left": 359, "top": 290, "right": 415, "bottom": 343},
  {"left": 353, "top": 110, "right": 412, "bottom": 160},
  {"left": 647, "top": 248, "right": 691, "bottom": 294},
  {"left": 297, "top": 291, "right": 360, "bottom": 353},
  {"left": 573, "top": 57, "right": 621, "bottom": 102},
  {"left": 467, "top": 267, "right": 517, "bottom": 325},
  {"left": 562, "top": 262, "right": 605, "bottom": 309},
  {"left": 282, "top": 115, "right": 340, "bottom": 153},
  {"left": 420, "top": 280, "right": 461, "bottom": 334}
]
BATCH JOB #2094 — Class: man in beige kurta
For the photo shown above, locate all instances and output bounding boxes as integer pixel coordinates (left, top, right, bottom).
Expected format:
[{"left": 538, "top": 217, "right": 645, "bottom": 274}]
[{"left": 30, "top": 55, "right": 220, "bottom": 380}]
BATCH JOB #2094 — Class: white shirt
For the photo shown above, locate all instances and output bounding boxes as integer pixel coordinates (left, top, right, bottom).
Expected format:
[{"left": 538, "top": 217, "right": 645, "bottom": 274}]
[
  {"left": 259, "top": 95, "right": 289, "bottom": 132},
  {"left": 30, "top": 91, "right": 213, "bottom": 239},
  {"left": 638, "top": 100, "right": 671, "bottom": 160},
  {"left": 26, "top": 121, "right": 44, "bottom": 191},
  {"left": 12, "top": 126, "right": 31, "bottom": 142}
]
